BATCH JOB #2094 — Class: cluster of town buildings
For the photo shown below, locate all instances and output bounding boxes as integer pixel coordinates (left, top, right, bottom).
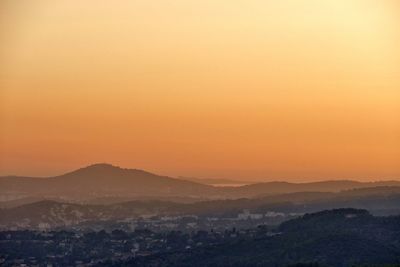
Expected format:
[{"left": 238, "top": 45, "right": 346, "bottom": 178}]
[{"left": 0, "top": 225, "right": 280, "bottom": 267}]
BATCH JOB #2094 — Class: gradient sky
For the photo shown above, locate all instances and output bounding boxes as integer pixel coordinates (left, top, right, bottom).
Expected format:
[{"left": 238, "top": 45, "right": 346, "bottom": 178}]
[{"left": 1, "top": 0, "right": 399, "bottom": 181}]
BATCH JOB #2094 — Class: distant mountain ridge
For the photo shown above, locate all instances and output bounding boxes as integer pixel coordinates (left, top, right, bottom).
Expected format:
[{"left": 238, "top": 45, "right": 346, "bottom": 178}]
[
  {"left": 229, "top": 179, "right": 400, "bottom": 198},
  {"left": 0, "top": 164, "right": 219, "bottom": 201},
  {"left": 1, "top": 163, "right": 400, "bottom": 201},
  {"left": 1, "top": 185, "right": 400, "bottom": 230}
]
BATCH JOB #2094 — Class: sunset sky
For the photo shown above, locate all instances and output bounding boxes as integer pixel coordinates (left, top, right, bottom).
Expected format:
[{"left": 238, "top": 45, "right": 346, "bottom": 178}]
[{"left": 1, "top": 0, "right": 399, "bottom": 181}]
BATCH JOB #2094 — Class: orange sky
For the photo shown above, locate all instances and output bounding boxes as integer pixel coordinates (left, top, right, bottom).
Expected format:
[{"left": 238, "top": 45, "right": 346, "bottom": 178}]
[{"left": 1, "top": 0, "right": 399, "bottom": 181}]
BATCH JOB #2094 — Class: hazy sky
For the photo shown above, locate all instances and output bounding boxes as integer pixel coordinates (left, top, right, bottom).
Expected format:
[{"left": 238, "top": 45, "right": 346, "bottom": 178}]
[{"left": 1, "top": 0, "right": 399, "bottom": 181}]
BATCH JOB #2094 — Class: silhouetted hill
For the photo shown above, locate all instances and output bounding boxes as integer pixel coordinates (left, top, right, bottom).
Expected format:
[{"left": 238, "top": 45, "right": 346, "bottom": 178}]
[{"left": 0, "top": 164, "right": 220, "bottom": 200}]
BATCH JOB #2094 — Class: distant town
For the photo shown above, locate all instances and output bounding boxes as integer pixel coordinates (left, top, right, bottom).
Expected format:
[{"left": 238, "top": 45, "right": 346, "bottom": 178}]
[{"left": 0, "top": 224, "right": 279, "bottom": 267}]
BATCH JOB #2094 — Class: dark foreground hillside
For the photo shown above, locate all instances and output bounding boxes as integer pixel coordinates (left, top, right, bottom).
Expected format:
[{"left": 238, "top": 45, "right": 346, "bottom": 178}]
[
  {"left": 2, "top": 209, "right": 400, "bottom": 267},
  {"left": 103, "top": 209, "right": 400, "bottom": 267}
]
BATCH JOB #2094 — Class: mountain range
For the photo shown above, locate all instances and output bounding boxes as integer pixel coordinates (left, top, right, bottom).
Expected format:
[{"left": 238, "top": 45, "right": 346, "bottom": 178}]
[{"left": 1, "top": 163, "right": 400, "bottom": 202}]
